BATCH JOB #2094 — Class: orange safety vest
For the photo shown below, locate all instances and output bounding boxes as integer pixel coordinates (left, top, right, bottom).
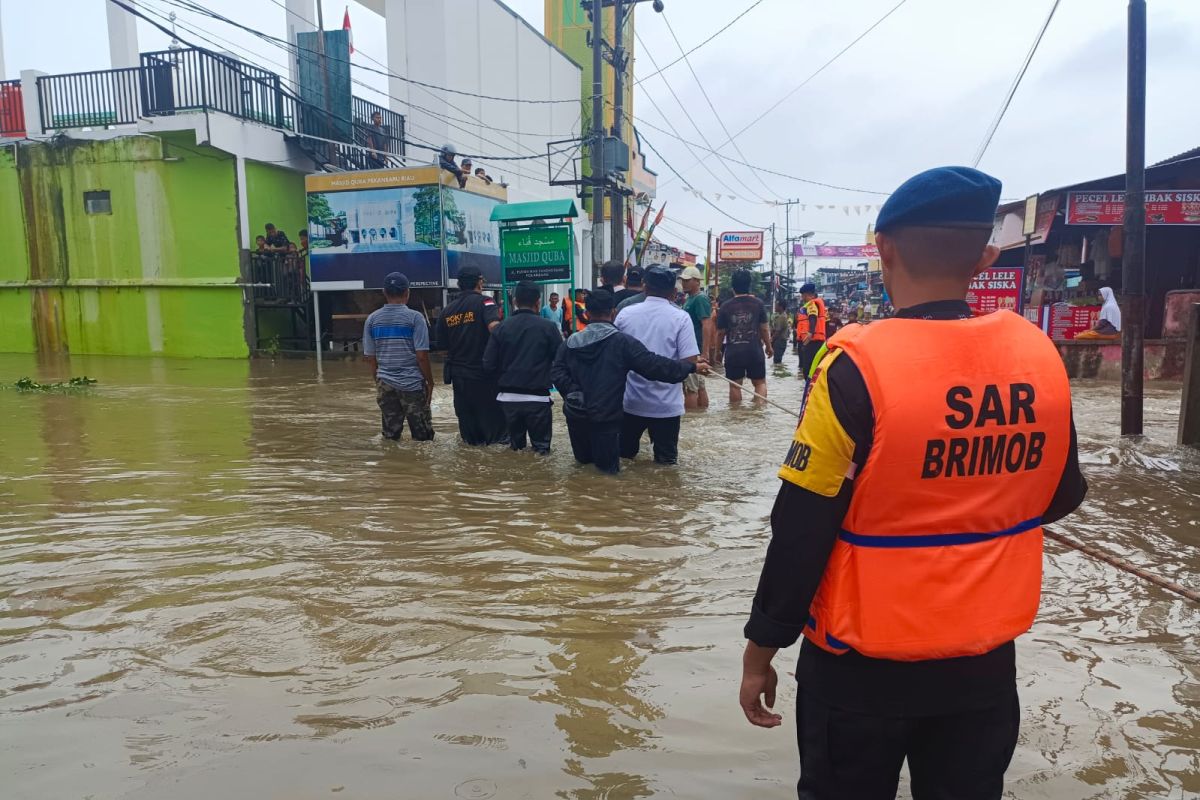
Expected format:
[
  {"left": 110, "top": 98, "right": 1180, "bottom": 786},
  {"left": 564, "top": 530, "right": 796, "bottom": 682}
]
[
  {"left": 796, "top": 297, "right": 827, "bottom": 341},
  {"left": 805, "top": 311, "right": 1071, "bottom": 661}
]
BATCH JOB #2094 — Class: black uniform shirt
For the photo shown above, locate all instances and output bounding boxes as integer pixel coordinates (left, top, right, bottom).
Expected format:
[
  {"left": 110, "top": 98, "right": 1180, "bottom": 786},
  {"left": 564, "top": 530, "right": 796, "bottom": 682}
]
[
  {"left": 745, "top": 300, "right": 1088, "bottom": 716},
  {"left": 437, "top": 292, "right": 500, "bottom": 380}
]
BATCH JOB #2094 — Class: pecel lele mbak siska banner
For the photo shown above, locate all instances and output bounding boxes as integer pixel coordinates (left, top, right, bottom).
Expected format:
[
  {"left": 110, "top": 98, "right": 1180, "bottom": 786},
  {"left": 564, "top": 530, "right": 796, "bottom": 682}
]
[
  {"left": 966, "top": 267, "right": 1024, "bottom": 315},
  {"left": 305, "top": 166, "right": 508, "bottom": 291}
]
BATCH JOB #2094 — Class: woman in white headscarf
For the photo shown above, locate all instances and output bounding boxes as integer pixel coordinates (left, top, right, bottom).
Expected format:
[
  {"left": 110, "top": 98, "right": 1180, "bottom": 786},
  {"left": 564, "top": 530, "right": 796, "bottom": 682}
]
[{"left": 1078, "top": 286, "right": 1121, "bottom": 339}]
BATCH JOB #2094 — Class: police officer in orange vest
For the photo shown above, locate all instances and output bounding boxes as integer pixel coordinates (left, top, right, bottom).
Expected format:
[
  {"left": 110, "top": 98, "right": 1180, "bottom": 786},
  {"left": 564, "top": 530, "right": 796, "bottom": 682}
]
[
  {"left": 739, "top": 167, "right": 1087, "bottom": 799},
  {"left": 796, "top": 282, "right": 827, "bottom": 379}
]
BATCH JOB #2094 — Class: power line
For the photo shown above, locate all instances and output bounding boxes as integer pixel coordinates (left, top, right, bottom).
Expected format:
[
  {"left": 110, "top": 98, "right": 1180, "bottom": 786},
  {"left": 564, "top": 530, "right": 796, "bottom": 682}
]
[
  {"left": 630, "top": 113, "right": 888, "bottom": 195},
  {"left": 131, "top": 0, "right": 572, "bottom": 182},
  {"left": 971, "top": 0, "right": 1062, "bottom": 167},
  {"left": 114, "top": 0, "right": 576, "bottom": 180},
  {"left": 660, "top": 11, "right": 778, "bottom": 199},
  {"left": 633, "top": 0, "right": 766, "bottom": 87},
  {"left": 637, "top": 128, "right": 768, "bottom": 230},
  {"left": 660, "top": 0, "right": 911, "bottom": 191},
  {"left": 633, "top": 34, "right": 752, "bottom": 200}
]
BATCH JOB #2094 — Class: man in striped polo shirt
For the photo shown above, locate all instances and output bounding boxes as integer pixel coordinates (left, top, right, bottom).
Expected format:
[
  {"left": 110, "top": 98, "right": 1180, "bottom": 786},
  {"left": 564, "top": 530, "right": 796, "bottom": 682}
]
[{"left": 363, "top": 272, "right": 435, "bottom": 441}]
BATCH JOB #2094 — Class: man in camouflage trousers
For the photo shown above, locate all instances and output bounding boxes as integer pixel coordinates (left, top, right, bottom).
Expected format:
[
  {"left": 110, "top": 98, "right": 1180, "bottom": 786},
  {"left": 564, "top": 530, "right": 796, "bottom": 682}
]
[{"left": 363, "top": 272, "right": 435, "bottom": 440}]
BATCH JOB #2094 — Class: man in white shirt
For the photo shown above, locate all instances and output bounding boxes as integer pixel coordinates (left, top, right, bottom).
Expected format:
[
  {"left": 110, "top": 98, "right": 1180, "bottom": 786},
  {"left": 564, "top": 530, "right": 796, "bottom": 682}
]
[{"left": 614, "top": 265, "right": 700, "bottom": 465}]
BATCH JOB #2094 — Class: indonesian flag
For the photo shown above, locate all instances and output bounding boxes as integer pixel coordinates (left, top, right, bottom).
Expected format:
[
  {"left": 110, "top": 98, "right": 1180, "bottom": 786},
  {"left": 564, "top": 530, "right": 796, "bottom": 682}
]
[{"left": 343, "top": 7, "right": 354, "bottom": 54}]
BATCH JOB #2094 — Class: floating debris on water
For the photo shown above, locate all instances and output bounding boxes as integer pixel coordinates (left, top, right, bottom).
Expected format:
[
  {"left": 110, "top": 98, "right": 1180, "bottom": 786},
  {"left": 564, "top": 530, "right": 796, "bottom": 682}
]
[{"left": 12, "top": 376, "right": 98, "bottom": 393}]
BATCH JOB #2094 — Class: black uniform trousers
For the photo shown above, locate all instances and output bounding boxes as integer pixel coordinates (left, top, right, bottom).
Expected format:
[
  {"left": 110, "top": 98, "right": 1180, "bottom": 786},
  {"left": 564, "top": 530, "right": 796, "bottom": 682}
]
[
  {"left": 450, "top": 375, "right": 508, "bottom": 446},
  {"left": 565, "top": 417, "right": 622, "bottom": 474},
  {"left": 796, "top": 688, "right": 1020, "bottom": 800},
  {"left": 619, "top": 413, "right": 681, "bottom": 465},
  {"left": 799, "top": 340, "right": 824, "bottom": 378},
  {"left": 501, "top": 401, "right": 552, "bottom": 454}
]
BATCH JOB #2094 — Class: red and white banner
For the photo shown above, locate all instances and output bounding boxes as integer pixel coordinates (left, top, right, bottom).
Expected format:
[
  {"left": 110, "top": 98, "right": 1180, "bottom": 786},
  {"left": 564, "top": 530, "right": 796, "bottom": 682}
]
[
  {"left": 718, "top": 230, "right": 764, "bottom": 261},
  {"left": 794, "top": 243, "right": 880, "bottom": 259},
  {"left": 1066, "top": 190, "right": 1200, "bottom": 225},
  {"left": 966, "top": 267, "right": 1024, "bottom": 315}
]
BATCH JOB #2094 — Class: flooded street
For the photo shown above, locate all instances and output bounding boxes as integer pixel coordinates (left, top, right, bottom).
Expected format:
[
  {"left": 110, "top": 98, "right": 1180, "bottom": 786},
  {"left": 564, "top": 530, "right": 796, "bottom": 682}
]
[{"left": 0, "top": 352, "right": 1196, "bottom": 799}]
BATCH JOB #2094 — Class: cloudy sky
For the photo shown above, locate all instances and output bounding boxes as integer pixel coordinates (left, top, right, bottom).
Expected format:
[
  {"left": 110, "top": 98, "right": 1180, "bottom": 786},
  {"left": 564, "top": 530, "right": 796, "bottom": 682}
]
[{"left": 3, "top": 0, "right": 1197, "bottom": 260}]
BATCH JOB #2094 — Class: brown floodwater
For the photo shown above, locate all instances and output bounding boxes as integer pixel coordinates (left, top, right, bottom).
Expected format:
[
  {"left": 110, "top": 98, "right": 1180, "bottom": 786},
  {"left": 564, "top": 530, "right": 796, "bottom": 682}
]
[{"left": 0, "top": 352, "right": 1196, "bottom": 799}]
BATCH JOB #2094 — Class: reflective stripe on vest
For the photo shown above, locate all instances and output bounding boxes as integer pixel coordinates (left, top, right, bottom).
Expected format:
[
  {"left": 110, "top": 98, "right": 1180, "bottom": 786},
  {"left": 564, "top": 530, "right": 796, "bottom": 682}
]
[{"left": 804, "top": 311, "right": 1072, "bottom": 661}]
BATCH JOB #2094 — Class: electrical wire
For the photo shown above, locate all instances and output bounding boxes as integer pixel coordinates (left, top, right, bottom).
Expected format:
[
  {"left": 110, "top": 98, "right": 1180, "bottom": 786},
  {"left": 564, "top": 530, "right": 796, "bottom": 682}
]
[
  {"left": 637, "top": 128, "right": 768, "bottom": 230},
  {"left": 633, "top": 0, "right": 766, "bottom": 87},
  {"left": 659, "top": 0, "right": 910, "bottom": 191},
  {"left": 971, "top": 0, "right": 1062, "bottom": 167},
  {"left": 630, "top": 113, "right": 888, "bottom": 195},
  {"left": 660, "top": 12, "right": 778, "bottom": 200},
  {"left": 635, "top": 30, "right": 770, "bottom": 204},
  {"left": 126, "top": 0, "right": 573, "bottom": 183}
]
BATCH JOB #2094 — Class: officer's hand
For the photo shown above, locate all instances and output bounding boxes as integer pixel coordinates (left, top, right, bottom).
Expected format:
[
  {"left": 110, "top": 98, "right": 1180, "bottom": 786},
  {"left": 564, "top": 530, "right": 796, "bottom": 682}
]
[
  {"left": 764, "top": 345, "right": 774, "bottom": 358},
  {"left": 802, "top": 333, "right": 812, "bottom": 345},
  {"left": 739, "top": 663, "right": 782, "bottom": 728},
  {"left": 695, "top": 358, "right": 712, "bottom": 376}
]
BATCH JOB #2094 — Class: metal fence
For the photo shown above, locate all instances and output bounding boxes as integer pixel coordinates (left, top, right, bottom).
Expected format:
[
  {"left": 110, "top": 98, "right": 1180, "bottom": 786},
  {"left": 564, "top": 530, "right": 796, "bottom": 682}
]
[
  {"left": 37, "top": 67, "right": 143, "bottom": 131},
  {"left": 33, "top": 48, "right": 405, "bottom": 167},
  {"left": 250, "top": 252, "right": 311, "bottom": 306}
]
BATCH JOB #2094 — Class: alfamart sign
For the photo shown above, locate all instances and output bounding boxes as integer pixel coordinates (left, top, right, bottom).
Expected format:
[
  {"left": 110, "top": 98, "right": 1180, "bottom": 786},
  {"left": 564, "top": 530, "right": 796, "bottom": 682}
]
[
  {"left": 718, "top": 230, "right": 764, "bottom": 261},
  {"left": 500, "top": 224, "right": 573, "bottom": 283}
]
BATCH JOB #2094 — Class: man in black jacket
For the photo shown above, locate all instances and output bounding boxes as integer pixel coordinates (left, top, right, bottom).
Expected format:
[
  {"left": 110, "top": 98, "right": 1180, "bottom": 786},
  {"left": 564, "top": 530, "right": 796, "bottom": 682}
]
[
  {"left": 482, "top": 281, "right": 563, "bottom": 454},
  {"left": 551, "top": 289, "right": 709, "bottom": 474},
  {"left": 437, "top": 266, "right": 507, "bottom": 445}
]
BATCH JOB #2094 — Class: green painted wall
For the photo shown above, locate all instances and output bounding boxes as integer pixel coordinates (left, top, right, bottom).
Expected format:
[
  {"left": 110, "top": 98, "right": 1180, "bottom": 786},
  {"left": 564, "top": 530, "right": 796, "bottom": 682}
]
[
  {"left": 246, "top": 161, "right": 307, "bottom": 245},
  {"left": 1, "top": 134, "right": 253, "bottom": 358}
]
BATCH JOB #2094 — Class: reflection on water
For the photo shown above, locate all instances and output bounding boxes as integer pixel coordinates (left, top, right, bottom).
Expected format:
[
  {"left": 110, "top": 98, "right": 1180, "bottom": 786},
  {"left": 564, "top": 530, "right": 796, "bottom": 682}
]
[{"left": 0, "top": 355, "right": 1196, "bottom": 799}]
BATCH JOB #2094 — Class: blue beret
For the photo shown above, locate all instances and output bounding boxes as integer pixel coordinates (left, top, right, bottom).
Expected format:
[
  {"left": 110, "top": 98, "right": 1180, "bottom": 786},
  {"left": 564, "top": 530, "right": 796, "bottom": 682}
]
[{"left": 875, "top": 166, "right": 1002, "bottom": 232}]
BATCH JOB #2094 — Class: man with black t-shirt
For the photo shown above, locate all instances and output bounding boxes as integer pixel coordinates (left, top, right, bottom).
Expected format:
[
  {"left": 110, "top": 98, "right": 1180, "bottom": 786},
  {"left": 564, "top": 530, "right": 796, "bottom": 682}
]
[
  {"left": 717, "top": 269, "right": 772, "bottom": 405},
  {"left": 437, "top": 267, "right": 507, "bottom": 445}
]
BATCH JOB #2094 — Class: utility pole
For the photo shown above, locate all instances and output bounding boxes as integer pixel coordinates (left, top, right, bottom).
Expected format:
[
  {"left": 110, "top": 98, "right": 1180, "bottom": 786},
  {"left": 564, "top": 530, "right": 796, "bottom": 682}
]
[
  {"left": 778, "top": 199, "right": 800, "bottom": 306},
  {"left": 1121, "top": 0, "right": 1146, "bottom": 436},
  {"left": 590, "top": 0, "right": 606, "bottom": 283},
  {"left": 770, "top": 223, "right": 777, "bottom": 310},
  {"left": 610, "top": 0, "right": 626, "bottom": 266}
]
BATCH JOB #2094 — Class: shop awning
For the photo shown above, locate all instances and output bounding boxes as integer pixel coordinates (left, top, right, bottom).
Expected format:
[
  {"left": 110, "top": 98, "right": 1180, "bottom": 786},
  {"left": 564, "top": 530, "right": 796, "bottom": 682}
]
[{"left": 490, "top": 199, "right": 578, "bottom": 222}]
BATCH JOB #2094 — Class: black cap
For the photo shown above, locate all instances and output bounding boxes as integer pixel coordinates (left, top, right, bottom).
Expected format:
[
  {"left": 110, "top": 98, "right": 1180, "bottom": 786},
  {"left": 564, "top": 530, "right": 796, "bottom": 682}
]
[
  {"left": 586, "top": 288, "right": 615, "bottom": 315},
  {"left": 384, "top": 272, "right": 410, "bottom": 293},
  {"left": 625, "top": 266, "right": 644, "bottom": 285},
  {"left": 644, "top": 265, "right": 676, "bottom": 291},
  {"left": 799, "top": 282, "right": 817, "bottom": 294},
  {"left": 457, "top": 266, "right": 483, "bottom": 288}
]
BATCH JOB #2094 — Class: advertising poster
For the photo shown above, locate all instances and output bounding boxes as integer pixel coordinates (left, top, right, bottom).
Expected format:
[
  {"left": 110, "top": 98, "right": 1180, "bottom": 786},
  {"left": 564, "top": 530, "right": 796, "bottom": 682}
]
[
  {"left": 306, "top": 168, "right": 444, "bottom": 288},
  {"left": 443, "top": 187, "right": 503, "bottom": 288},
  {"left": 1066, "top": 190, "right": 1200, "bottom": 225},
  {"left": 794, "top": 244, "right": 880, "bottom": 259},
  {"left": 966, "top": 267, "right": 1024, "bottom": 314},
  {"left": 718, "top": 231, "right": 764, "bottom": 261},
  {"left": 1048, "top": 305, "right": 1101, "bottom": 340}
]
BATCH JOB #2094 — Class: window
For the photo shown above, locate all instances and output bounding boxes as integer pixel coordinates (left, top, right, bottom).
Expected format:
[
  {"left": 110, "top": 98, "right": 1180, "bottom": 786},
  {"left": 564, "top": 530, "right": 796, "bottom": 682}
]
[{"left": 84, "top": 191, "right": 111, "bottom": 215}]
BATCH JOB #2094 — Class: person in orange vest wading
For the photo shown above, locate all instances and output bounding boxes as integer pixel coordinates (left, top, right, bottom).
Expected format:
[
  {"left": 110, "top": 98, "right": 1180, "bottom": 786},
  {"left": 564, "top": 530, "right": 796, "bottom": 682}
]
[
  {"left": 739, "top": 166, "right": 1088, "bottom": 800},
  {"left": 796, "top": 283, "right": 827, "bottom": 380}
]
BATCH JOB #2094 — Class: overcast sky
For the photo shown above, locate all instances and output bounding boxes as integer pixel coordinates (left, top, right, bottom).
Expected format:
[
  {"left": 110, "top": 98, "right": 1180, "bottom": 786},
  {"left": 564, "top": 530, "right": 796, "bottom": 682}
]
[{"left": 3, "top": 0, "right": 1198, "bottom": 260}]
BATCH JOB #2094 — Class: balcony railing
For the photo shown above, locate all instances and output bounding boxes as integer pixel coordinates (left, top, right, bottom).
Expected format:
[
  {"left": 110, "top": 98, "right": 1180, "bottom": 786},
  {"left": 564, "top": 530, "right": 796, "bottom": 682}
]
[
  {"left": 1, "top": 79, "right": 25, "bottom": 138},
  {"left": 250, "top": 252, "right": 311, "bottom": 306},
  {"left": 34, "top": 47, "right": 404, "bottom": 170}
]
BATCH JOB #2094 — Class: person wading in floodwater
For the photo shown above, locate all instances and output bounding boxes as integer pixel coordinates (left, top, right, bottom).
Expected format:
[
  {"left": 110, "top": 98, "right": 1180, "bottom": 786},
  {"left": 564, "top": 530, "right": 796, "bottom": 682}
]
[
  {"left": 739, "top": 166, "right": 1088, "bottom": 800},
  {"left": 551, "top": 289, "right": 708, "bottom": 475},
  {"left": 437, "top": 266, "right": 507, "bottom": 446},
  {"left": 362, "top": 272, "right": 434, "bottom": 441},
  {"left": 483, "top": 280, "right": 563, "bottom": 455}
]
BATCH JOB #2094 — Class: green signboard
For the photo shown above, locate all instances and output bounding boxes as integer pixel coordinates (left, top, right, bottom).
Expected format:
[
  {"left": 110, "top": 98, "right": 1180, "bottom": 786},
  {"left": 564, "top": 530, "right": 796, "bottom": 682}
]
[{"left": 500, "top": 224, "right": 574, "bottom": 284}]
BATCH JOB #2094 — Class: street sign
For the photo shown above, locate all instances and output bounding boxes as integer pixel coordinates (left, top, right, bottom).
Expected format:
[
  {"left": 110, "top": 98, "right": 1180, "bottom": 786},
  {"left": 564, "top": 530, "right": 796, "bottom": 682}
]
[{"left": 500, "top": 224, "right": 574, "bottom": 283}]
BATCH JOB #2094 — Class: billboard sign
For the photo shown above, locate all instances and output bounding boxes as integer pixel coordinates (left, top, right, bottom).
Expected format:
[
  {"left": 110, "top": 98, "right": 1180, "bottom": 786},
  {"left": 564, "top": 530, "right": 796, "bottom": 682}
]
[
  {"left": 1066, "top": 190, "right": 1200, "bottom": 225},
  {"left": 718, "top": 230, "right": 764, "bottom": 261},
  {"left": 966, "top": 267, "right": 1024, "bottom": 315},
  {"left": 305, "top": 167, "right": 507, "bottom": 290},
  {"left": 500, "top": 224, "right": 574, "bottom": 283},
  {"left": 1048, "top": 304, "right": 1101, "bottom": 339},
  {"left": 795, "top": 243, "right": 880, "bottom": 259}
]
